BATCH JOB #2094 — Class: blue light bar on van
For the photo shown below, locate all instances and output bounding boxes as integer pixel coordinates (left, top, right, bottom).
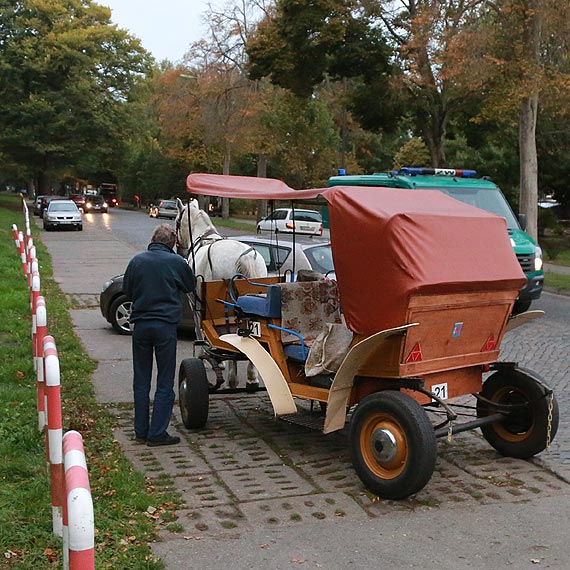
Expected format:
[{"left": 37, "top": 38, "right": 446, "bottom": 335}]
[{"left": 399, "top": 167, "right": 477, "bottom": 178}]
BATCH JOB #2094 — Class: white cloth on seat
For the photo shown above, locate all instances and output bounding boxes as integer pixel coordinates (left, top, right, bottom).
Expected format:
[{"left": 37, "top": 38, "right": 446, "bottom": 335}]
[{"left": 305, "top": 322, "right": 353, "bottom": 377}]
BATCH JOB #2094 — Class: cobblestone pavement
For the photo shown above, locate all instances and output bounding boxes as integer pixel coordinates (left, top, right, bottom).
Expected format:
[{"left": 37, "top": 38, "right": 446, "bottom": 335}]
[{"left": 106, "top": 295, "right": 570, "bottom": 543}]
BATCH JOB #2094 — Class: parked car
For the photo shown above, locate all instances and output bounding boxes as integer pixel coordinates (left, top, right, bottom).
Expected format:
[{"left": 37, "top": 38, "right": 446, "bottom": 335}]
[
  {"left": 83, "top": 195, "right": 108, "bottom": 213},
  {"left": 33, "top": 195, "right": 47, "bottom": 216},
  {"left": 43, "top": 200, "right": 83, "bottom": 231},
  {"left": 149, "top": 199, "right": 178, "bottom": 219},
  {"left": 100, "top": 235, "right": 334, "bottom": 335},
  {"left": 39, "top": 195, "right": 67, "bottom": 218},
  {"left": 256, "top": 208, "right": 323, "bottom": 236}
]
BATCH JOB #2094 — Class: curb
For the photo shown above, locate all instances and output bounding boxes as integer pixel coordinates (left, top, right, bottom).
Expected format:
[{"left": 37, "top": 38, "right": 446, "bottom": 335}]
[{"left": 543, "top": 286, "right": 570, "bottom": 298}]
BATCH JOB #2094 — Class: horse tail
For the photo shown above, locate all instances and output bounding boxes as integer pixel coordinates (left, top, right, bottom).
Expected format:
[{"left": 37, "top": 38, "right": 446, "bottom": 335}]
[{"left": 235, "top": 247, "right": 266, "bottom": 278}]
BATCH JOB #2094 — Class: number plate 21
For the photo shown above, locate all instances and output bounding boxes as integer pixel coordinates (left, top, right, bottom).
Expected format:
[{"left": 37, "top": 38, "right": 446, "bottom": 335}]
[{"left": 431, "top": 382, "right": 449, "bottom": 401}]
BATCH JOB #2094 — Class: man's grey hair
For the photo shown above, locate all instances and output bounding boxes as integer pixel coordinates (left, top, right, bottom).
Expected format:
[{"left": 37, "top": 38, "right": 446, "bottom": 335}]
[{"left": 151, "top": 224, "right": 177, "bottom": 249}]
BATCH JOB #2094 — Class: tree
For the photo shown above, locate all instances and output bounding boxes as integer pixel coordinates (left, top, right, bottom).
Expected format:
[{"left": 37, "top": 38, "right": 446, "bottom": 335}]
[
  {"left": 446, "top": 0, "right": 570, "bottom": 240},
  {"left": 0, "top": 0, "right": 152, "bottom": 193}
]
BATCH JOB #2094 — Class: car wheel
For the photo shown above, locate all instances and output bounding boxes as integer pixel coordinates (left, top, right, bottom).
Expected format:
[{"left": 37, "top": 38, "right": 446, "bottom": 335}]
[
  {"left": 512, "top": 300, "right": 531, "bottom": 315},
  {"left": 256, "top": 226, "right": 261, "bottom": 234},
  {"left": 78, "top": 225, "right": 83, "bottom": 231},
  {"left": 109, "top": 295, "right": 133, "bottom": 335}
]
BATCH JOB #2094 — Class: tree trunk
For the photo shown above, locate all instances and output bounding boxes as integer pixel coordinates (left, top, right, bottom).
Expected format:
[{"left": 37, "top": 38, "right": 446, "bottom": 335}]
[
  {"left": 518, "top": 1, "right": 541, "bottom": 242},
  {"left": 519, "top": 94, "right": 539, "bottom": 241},
  {"left": 257, "top": 154, "right": 268, "bottom": 223},
  {"left": 222, "top": 140, "right": 231, "bottom": 219},
  {"left": 38, "top": 171, "right": 50, "bottom": 194}
]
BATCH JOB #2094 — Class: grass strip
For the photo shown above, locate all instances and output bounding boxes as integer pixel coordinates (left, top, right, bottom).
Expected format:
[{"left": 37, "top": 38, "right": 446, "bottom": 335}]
[
  {"left": 0, "top": 195, "right": 180, "bottom": 569},
  {"left": 544, "top": 270, "right": 570, "bottom": 292}
]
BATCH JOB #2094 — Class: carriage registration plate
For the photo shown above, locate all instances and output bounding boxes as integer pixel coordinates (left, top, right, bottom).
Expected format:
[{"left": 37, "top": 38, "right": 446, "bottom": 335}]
[
  {"left": 431, "top": 382, "right": 448, "bottom": 401},
  {"left": 300, "top": 225, "right": 312, "bottom": 231},
  {"left": 250, "top": 321, "right": 261, "bottom": 337}
]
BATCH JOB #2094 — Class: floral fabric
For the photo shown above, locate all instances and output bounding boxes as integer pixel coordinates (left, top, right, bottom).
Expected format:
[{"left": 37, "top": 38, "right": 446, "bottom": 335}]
[{"left": 278, "top": 280, "right": 342, "bottom": 344}]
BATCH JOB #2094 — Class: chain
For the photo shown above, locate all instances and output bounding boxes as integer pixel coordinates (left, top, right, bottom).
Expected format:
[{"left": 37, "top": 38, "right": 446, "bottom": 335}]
[{"left": 546, "top": 393, "right": 554, "bottom": 449}]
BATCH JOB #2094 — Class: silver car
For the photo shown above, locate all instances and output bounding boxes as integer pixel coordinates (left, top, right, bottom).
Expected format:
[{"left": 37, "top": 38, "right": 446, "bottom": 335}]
[
  {"left": 43, "top": 200, "right": 83, "bottom": 231},
  {"left": 149, "top": 199, "right": 178, "bottom": 219},
  {"left": 100, "top": 235, "right": 334, "bottom": 334}
]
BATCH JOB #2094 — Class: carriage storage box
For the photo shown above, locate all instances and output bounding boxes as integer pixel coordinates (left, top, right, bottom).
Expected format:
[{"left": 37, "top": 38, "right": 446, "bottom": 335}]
[{"left": 327, "top": 168, "right": 543, "bottom": 313}]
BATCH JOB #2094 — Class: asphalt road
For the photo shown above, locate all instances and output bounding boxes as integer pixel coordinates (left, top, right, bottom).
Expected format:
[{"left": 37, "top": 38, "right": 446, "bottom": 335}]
[{"left": 34, "top": 205, "right": 570, "bottom": 570}]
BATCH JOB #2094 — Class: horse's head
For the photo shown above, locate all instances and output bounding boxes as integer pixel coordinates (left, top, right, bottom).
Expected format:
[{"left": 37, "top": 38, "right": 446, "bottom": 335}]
[{"left": 175, "top": 198, "right": 214, "bottom": 257}]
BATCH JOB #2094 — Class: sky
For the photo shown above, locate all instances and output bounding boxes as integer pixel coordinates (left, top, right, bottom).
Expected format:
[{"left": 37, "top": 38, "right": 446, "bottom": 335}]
[{"left": 101, "top": 0, "right": 213, "bottom": 63}]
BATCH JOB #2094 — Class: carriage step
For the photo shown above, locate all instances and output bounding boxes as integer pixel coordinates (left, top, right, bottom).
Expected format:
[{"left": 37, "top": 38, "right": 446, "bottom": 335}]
[{"left": 279, "top": 412, "right": 325, "bottom": 431}]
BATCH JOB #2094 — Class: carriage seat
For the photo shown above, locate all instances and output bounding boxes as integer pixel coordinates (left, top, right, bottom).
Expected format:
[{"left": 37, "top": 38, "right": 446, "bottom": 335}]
[{"left": 235, "top": 284, "right": 282, "bottom": 318}]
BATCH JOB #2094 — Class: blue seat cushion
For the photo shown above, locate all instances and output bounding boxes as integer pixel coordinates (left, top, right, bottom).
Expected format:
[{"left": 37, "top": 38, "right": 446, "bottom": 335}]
[
  {"left": 283, "top": 344, "right": 309, "bottom": 362},
  {"left": 236, "top": 285, "right": 281, "bottom": 318}
]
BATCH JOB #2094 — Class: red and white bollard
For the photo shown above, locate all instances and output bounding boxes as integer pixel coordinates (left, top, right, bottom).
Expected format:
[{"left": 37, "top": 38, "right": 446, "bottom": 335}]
[
  {"left": 63, "top": 431, "right": 95, "bottom": 570},
  {"left": 43, "top": 335, "right": 64, "bottom": 537},
  {"left": 12, "top": 224, "right": 19, "bottom": 247},
  {"left": 30, "top": 271, "right": 40, "bottom": 314},
  {"left": 35, "top": 297, "right": 47, "bottom": 431},
  {"left": 27, "top": 246, "right": 36, "bottom": 287},
  {"left": 18, "top": 231, "right": 27, "bottom": 278}
]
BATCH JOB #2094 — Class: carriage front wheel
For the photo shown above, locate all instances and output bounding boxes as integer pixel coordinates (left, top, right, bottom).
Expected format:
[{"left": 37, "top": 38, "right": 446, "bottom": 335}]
[
  {"left": 349, "top": 390, "right": 437, "bottom": 500},
  {"left": 476, "top": 369, "right": 559, "bottom": 459},
  {"left": 179, "top": 358, "right": 209, "bottom": 429}
]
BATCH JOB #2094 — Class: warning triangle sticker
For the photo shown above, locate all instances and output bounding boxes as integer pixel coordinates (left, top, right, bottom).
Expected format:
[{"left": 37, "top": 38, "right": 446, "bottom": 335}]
[{"left": 405, "top": 342, "right": 423, "bottom": 363}]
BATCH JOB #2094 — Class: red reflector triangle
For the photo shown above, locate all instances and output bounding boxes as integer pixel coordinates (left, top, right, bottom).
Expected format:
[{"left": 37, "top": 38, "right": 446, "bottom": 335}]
[
  {"left": 482, "top": 335, "right": 495, "bottom": 352},
  {"left": 405, "top": 342, "right": 423, "bottom": 363}
]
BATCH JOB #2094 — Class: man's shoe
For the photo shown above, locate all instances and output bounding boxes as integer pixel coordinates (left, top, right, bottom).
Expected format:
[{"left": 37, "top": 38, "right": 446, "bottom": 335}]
[
  {"left": 134, "top": 435, "right": 147, "bottom": 443},
  {"left": 147, "top": 433, "right": 180, "bottom": 447}
]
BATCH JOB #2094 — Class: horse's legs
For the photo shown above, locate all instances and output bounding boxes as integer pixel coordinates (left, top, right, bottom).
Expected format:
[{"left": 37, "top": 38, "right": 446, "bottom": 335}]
[
  {"left": 227, "top": 361, "right": 238, "bottom": 388},
  {"left": 246, "top": 362, "right": 259, "bottom": 387}
]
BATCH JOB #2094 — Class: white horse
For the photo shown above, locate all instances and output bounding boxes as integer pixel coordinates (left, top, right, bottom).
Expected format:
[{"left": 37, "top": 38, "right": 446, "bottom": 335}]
[{"left": 175, "top": 198, "right": 267, "bottom": 389}]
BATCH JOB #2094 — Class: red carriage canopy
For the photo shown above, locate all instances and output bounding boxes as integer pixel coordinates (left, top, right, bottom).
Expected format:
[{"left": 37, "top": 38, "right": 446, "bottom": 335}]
[{"left": 186, "top": 174, "right": 526, "bottom": 334}]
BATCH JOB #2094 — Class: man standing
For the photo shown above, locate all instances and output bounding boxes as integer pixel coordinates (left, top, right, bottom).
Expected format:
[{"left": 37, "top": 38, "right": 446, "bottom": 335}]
[{"left": 123, "top": 224, "right": 195, "bottom": 446}]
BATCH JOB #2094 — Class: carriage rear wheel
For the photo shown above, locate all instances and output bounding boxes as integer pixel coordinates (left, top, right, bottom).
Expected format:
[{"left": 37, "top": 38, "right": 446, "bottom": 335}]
[
  {"left": 179, "top": 358, "right": 209, "bottom": 429},
  {"left": 349, "top": 390, "right": 437, "bottom": 500},
  {"left": 476, "top": 369, "right": 559, "bottom": 459}
]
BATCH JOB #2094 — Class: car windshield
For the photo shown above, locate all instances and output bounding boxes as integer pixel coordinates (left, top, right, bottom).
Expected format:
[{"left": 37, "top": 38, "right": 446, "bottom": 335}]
[
  {"left": 161, "top": 201, "right": 176, "bottom": 208},
  {"left": 433, "top": 186, "right": 520, "bottom": 230},
  {"left": 50, "top": 203, "right": 77, "bottom": 212},
  {"left": 303, "top": 245, "right": 334, "bottom": 274}
]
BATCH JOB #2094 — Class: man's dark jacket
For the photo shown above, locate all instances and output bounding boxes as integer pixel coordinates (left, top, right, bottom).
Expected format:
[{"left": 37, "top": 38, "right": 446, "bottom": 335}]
[{"left": 123, "top": 242, "right": 195, "bottom": 324}]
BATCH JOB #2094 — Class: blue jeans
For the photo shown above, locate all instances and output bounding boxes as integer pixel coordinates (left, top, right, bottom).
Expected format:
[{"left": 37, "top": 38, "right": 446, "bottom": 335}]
[{"left": 132, "top": 321, "right": 178, "bottom": 439}]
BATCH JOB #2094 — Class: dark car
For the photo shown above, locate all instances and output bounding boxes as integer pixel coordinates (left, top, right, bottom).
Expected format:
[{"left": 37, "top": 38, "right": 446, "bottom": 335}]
[
  {"left": 33, "top": 195, "right": 47, "bottom": 216},
  {"left": 84, "top": 195, "right": 108, "bottom": 213},
  {"left": 100, "top": 235, "right": 334, "bottom": 335},
  {"left": 100, "top": 276, "right": 195, "bottom": 335}
]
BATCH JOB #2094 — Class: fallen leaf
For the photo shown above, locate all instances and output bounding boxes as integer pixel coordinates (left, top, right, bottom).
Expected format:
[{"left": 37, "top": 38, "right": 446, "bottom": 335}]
[
  {"left": 147, "top": 506, "right": 157, "bottom": 514},
  {"left": 16, "top": 371, "right": 25, "bottom": 379},
  {"left": 531, "top": 560, "right": 541, "bottom": 565},
  {"left": 260, "top": 544, "right": 269, "bottom": 549},
  {"left": 291, "top": 557, "right": 306, "bottom": 564}
]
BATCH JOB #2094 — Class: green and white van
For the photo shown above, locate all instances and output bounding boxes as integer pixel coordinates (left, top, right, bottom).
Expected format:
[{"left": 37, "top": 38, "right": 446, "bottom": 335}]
[{"left": 327, "top": 168, "right": 543, "bottom": 313}]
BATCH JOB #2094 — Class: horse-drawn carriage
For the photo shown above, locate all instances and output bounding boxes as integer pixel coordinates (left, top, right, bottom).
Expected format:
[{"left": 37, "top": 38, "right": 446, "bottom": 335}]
[{"left": 175, "top": 174, "right": 559, "bottom": 500}]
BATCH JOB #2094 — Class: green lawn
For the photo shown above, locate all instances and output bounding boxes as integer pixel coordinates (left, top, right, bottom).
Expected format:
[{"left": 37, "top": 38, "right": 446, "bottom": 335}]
[
  {"left": 0, "top": 195, "right": 179, "bottom": 569},
  {"left": 545, "top": 270, "right": 570, "bottom": 292}
]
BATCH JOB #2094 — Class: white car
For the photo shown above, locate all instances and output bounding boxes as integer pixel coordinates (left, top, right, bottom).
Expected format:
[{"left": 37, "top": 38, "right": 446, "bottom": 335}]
[
  {"left": 256, "top": 208, "right": 323, "bottom": 236},
  {"left": 43, "top": 200, "right": 83, "bottom": 231}
]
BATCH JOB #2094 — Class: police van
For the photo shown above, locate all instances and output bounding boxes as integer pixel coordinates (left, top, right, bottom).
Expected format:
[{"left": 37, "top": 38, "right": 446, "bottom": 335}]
[{"left": 327, "top": 168, "right": 543, "bottom": 314}]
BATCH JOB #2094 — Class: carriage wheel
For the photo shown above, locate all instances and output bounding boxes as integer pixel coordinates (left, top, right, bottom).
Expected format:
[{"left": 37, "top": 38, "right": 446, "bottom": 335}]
[
  {"left": 349, "top": 390, "right": 437, "bottom": 500},
  {"left": 476, "top": 369, "right": 559, "bottom": 459},
  {"left": 179, "top": 358, "right": 209, "bottom": 429}
]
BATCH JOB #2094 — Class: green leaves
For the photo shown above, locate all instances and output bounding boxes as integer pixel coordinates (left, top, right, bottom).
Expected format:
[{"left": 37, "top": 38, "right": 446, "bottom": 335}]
[{"left": 0, "top": 0, "right": 152, "bottom": 188}]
